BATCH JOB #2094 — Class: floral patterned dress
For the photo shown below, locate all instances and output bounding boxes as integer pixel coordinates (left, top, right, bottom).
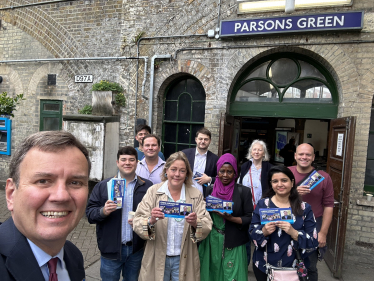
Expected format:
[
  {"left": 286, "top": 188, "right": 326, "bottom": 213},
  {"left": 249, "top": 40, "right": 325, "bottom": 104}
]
[{"left": 250, "top": 197, "right": 318, "bottom": 274}]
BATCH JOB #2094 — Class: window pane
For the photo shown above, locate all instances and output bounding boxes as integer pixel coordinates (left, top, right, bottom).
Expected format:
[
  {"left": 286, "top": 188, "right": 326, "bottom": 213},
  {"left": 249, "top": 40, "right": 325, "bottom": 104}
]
[
  {"left": 43, "top": 117, "right": 59, "bottom": 131},
  {"left": 164, "top": 143, "right": 176, "bottom": 160},
  {"left": 178, "top": 124, "right": 191, "bottom": 144},
  {"left": 164, "top": 123, "right": 177, "bottom": 142},
  {"left": 269, "top": 58, "right": 298, "bottom": 85},
  {"left": 365, "top": 160, "right": 374, "bottom": 186},
  {"left": 282, "top": 80, "right": 332, "bottom": 103},
  {"left": 0, "top": 131, "right": 7, "bottom": 152},
  {"left": 299, "top": 61, "right": 326, "bottom": 81},
  {"left": 43, "top": 103, "right": 60, "bottom": 111},
  {"left": 245, "top": 61, "right": 269, "bottom": 80},
  {"left": 367, "top": 133, "right": 374, "bottom": 159},
  {"left": 178, "top": 93, "right": 192, "bottom": 121},
  {"left": 370, "top": 109, "right": 374, "bottom": 132},
  {"left": 192, "top": 102, "right": 205, "bottom": 122},
  {"left": 236, "top": 80, "right": 279, "bottom": 102},
  {"left": 166, "top": 80, "right": 185, "bottom": 100},
  {"left": 191, "top": 125, "right": 204, "bottom": 140},
  {"left": 178, "top": 144, "right": 190, "bottom": 151},
  {"left": 186, "top": 79, "right": 205, "bottom": 100},
  {"left": 164, "top": 101, "right": 177, "bottom": 121}
]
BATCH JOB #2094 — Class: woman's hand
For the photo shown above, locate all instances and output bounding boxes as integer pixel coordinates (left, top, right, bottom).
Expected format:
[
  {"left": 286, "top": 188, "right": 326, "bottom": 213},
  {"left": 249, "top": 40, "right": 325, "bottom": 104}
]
[
  {"left": 149, "top": 207, "right": 165, "bottom": 225},
  {"left": 276, "top": 221, "right": 299, "bottom": 240},
  {"left": 213, "top": 211, "right": 242, "bottom": 224},
  {"left": 262, "top": 222, "right": 277, "bottom": 236},
  {"left": 185, "top": 212, "right": 197, "bottom": 228}
]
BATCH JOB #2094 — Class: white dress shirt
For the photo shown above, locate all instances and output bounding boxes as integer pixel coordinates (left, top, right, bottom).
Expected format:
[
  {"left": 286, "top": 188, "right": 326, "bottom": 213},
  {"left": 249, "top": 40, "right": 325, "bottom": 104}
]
[{"left": 192, "top": 148, "right": 208, "bottom": 194}]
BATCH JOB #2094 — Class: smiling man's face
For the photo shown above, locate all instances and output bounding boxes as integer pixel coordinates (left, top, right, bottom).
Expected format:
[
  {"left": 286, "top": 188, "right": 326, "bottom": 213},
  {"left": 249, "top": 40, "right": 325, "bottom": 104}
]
[{"left": 6, "top": 146, "right": 89, "bottom": 252}]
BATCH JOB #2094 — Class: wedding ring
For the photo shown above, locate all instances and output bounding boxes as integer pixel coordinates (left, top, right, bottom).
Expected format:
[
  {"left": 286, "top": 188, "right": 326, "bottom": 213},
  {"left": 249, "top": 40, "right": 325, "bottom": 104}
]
[{"left": 156, "top": 217, "right": 159, "bottom": 221}]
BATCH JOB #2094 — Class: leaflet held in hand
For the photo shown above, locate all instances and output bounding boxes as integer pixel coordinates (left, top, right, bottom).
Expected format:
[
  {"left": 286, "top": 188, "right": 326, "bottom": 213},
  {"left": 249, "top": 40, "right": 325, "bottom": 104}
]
[
  {"left": 107, "top": 178, "right": 126, "bottom": 209},
  {"left": 206, "top": 195, "right": 234, "bottom": 214},
  {"left": 300, "top": 170, "right": 325, "bottom": 191},
  {"left": 159, "top": 201, "right": 193, "bottom": 218},
  {"left": 259, "top": 208, "right": 294, "bottom": 224}
]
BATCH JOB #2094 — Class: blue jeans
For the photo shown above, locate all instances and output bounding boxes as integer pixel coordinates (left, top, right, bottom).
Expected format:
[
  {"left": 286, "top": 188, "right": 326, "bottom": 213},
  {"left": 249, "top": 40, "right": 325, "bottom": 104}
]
[
  {"left": 163, "top": 255, "right": 180, "bottom": 281},
  {"left": 100, "top": 244, "right": 144, "bottom": 281}
]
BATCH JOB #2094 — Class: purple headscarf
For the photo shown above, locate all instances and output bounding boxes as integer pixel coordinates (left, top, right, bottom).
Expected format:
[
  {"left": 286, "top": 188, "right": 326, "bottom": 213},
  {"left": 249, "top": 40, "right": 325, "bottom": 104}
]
[{"left": 211, "top": 153, "right": 238, "bottom": 201}]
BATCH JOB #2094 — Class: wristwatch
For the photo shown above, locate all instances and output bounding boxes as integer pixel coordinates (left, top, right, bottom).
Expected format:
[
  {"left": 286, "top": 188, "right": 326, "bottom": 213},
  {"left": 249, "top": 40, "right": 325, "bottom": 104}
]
[{"left": 148, "top": 217, "right": 155, "bottom": 228}]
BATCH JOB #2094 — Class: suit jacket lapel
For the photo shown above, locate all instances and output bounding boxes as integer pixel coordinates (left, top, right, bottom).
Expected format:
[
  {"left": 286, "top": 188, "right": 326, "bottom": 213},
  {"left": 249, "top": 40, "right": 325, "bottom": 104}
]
[
  {"left": 3, "top": 220, "right": 45, "bottom": 281},
  {"left": 64, "top": 243, "right": 85, "bottom": 281},
  {"left": 188, "top": 149, "right": 195, "bottom": 170}
]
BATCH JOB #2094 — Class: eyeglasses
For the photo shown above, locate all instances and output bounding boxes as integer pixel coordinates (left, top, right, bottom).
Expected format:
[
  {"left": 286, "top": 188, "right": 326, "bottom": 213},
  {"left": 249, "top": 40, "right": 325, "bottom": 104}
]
[
  {"left": 270, "top": 178, "right": 291, "bottom": 184},
  {"left": 218, "top": 170, "right": 234, "bottom": 176}
]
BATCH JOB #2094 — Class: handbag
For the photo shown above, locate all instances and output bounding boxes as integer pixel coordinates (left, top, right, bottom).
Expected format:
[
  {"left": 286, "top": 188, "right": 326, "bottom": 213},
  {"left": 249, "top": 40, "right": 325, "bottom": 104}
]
[{"left": 266, "top": 245, "right": 308, "bottom": 281}]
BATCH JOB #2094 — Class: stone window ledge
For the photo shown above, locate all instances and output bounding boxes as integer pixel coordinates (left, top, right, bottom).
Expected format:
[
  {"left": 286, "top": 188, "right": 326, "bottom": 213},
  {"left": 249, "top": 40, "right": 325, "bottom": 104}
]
[{"left": 357, "top": 199, "right": 374, "bottom": 207}]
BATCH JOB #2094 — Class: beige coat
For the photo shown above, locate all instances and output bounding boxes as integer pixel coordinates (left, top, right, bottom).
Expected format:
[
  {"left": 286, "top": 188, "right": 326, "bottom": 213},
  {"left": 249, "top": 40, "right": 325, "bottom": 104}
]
[{"left": 133, "top": 182, "right": 212, "bottom": 281}]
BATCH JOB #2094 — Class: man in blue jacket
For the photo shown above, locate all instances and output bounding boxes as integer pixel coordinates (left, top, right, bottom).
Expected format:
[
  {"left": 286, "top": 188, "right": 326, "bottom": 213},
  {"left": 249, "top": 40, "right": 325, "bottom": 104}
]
[{"left": 86, "top": 146, "right": 153, "bottom": 281}]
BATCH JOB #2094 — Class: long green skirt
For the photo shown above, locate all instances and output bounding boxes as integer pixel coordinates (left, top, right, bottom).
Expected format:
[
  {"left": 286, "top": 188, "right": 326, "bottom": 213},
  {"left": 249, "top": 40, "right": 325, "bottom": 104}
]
[{"left": 199, "top": 212, "right": 248, "bottom": 281}]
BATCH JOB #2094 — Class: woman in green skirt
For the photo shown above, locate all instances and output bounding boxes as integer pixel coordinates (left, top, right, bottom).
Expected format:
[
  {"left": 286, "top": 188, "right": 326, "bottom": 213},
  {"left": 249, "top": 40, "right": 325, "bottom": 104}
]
[{"left": 199, "top": 153, "right": 253, "bottom": 281}]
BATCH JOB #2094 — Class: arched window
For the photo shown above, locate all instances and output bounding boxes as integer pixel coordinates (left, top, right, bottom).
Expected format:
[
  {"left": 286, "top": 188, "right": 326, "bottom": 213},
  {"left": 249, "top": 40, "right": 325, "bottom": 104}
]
[
  {"left": 162, "top": 77, "right": 206, "bottom": 159},
  {"left": 231, "top": 53, "right": 338, "bottom": 118}
]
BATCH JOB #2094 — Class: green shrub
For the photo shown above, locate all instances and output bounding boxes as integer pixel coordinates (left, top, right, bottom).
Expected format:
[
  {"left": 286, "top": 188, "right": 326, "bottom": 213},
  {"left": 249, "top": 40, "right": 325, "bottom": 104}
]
[
  {"left": 0, "top": 92, "right": 26, "bottom": 117},
  {"left": 92, "top": 80, "right": 124, "bottom": 94},
  {"left": 78, "top": 105, "right": 93, "bottom": 115},
  {"left": 115, "top": 93, "right": 126, "bottom": 107}
]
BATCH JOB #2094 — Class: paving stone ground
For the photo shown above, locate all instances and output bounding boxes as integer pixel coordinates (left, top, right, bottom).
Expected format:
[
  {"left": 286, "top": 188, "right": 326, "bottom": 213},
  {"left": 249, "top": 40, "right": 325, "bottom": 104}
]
[{"left": 0, "top": 190, "right": 101, "bottom": 269}]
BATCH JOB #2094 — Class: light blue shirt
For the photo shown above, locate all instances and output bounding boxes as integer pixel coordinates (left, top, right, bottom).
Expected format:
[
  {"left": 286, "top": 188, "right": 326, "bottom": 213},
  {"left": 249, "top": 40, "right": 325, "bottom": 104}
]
[
  {"left": 157, "top": 181, "right": 186, "bottom": 256},
  {"left": 27, "top": 239, "right": 71, "bottom": 281},
  {"left": 135, "top": 157, "right": 165, "bottom": 184},
  {"left": 121, "top": 175, "right": 137, "bottom": 243},
  {"left": 192, "top": 148, "right": 208, "bottom": 194},
  {"left": 239, "top": 164, "right": 262, "bottom": 205}
]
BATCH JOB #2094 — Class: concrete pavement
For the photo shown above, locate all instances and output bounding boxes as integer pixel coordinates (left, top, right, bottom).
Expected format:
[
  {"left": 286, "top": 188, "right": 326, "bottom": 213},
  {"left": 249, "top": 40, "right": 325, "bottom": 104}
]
[{"left": 1, "top": 189, "right": 373, "bottom": 280}]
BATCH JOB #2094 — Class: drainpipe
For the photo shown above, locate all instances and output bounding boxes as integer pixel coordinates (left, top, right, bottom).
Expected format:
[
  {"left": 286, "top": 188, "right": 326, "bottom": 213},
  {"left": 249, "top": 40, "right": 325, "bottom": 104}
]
[
  {"left": 0, "top": 0, "right": 74, "bottom": 11},
  {"left": 0, "top": 56, "right": 147, "bottom": 64},
  {"left": 148, "top": 54, "right": 172, "bottom": 128}
]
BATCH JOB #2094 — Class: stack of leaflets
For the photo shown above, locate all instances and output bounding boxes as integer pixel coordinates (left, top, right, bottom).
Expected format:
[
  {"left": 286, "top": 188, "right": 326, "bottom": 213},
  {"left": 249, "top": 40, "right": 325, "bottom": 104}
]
[
  {"left": 159, "top": 201, "right": 193, "bottom": 218},
  {"left": 300, "top": 170, "right": 325, "bottom": 191},
  {"left": 206, "top": 195, "right": 234, "bottom": 214},
  {"left": 259, "top": 208, "right": 294, "bottom": 224},
  {"left": 107, "top": 178, "right": 126, "bottom": 209}
]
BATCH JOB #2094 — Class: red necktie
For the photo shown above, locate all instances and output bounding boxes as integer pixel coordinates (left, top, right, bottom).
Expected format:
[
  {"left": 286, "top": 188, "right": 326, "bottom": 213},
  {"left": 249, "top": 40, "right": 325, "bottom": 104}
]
[{"left": 47, "top": 257, "right": 58, "bottom": 281}]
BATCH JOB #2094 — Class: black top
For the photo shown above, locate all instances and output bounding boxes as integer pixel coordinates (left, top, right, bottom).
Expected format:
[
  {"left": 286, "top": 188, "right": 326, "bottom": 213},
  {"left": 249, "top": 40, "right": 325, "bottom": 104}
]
[{"left": 206, "top": 183, "right": 253, "bottom": 248}]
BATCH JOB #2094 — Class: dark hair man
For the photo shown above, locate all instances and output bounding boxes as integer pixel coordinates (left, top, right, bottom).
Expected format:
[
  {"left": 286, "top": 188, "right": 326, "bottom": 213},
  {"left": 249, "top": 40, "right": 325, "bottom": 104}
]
[
  {"left": 288, "top": 143, "right": 334, "bottom": 281},
  {"left": 135, "top": 134, "right": 165, "bottom": 184},
  {"left": 0, "top": 131, "right": 90, "bottom": 281},
  {"left": 135, "top": 124, "right": 165, "bottom": 161},
  {"left": 86, "top": 146, "right": 153, "bottom": 280},
  {"left": 182, "top": 127, "right": 219, "bottom": 195}
]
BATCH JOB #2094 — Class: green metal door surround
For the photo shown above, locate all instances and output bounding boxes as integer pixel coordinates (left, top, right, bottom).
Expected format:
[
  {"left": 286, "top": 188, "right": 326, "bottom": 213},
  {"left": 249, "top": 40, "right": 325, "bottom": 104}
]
[{"left": 230, "top": 53, "right": 339, "bottom": 119}]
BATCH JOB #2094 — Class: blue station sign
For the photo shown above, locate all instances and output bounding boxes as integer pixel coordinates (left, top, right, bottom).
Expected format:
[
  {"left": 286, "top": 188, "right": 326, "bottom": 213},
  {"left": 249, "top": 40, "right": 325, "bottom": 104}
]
[{"left": 220, "top": 11, "right": 363, "bottom": 37}]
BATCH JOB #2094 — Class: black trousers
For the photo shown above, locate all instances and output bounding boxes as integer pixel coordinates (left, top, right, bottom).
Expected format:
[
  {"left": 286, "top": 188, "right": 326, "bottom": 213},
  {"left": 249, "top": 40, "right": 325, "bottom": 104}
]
[{"left": 253, "top": 262, "right": 268, "bottom": 281}]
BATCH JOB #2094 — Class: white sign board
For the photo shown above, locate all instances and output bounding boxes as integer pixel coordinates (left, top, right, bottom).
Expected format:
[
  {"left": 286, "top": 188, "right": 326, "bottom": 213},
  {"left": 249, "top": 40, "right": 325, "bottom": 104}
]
[
  {"left": 75, "top": 75, "right": 93, "bottom": 83},
  {"left": 336, "top": 133, "right": 344, "bottom": 156}
]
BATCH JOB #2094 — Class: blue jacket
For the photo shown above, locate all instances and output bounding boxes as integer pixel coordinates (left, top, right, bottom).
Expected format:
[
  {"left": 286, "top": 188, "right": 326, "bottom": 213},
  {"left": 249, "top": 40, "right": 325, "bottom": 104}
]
[
  {"left": 0, "top": 218, "right": 85, "bottom": 281},
  {"left": 86, "top": 176, "right": 153, "bottom": 259}
]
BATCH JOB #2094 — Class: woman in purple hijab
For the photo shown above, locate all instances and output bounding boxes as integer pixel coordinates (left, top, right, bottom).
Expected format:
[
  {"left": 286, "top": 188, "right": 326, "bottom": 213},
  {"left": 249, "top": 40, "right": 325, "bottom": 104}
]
[{"left": 199, "top": 153, "right": 254, "bottom": 281}]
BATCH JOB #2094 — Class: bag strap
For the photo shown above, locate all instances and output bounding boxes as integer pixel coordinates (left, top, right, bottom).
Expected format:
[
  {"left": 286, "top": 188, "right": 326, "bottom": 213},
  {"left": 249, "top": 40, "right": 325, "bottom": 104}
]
[{"left": 296, "top": 170, "right": 315, "bottom": 186}]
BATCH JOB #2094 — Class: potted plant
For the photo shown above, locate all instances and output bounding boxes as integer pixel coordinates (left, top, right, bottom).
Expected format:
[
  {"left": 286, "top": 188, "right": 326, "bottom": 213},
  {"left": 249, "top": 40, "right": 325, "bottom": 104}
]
[
  {"left": 91, "top": 80, "right": 125, "bottom": 116},
  {"left": 0, "top": 92, "right": 26, "bottom": 118}
]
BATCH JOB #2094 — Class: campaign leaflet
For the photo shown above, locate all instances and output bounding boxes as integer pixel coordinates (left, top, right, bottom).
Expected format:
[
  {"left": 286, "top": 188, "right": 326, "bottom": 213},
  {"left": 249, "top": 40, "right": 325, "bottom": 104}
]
[
  {"left": 159, "top": 201, "right": 193, "bottom": 218},
  {"left": 259, "top": 208, "right": 294, "bottom": 224},
  {"left": 205, "top": 195, "right": 234, "bottom": 214},
  {"left": 107, "top": 178, "right": 126, "bottom": 209},
  {"left": 300, "top": 170, "right": 325, "bottom": 191}
]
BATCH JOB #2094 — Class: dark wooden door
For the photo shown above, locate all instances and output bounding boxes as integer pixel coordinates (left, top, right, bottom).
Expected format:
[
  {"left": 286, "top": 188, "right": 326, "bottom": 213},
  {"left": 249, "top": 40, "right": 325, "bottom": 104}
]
[
  {"left": 218, "top": 113, "right": 234, "bottom": 156},
  {"left": 325, "top": 117, "right": 356, "bottom": 278}
]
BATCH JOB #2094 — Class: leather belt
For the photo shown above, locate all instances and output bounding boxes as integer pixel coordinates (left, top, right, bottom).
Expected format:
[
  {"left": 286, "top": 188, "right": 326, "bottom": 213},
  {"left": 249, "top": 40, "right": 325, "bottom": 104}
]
[{"left": 124, "top": 241, "right": 132, "bottom": 246}]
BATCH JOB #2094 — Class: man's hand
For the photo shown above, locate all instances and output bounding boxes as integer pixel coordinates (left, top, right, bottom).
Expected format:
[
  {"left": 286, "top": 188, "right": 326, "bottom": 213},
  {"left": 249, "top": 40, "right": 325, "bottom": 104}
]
[
  {"left": 297, "top": 185, "right": 311, "bottom": 196},
  {"left": 103, "top": 200, "right": 117, "bottom": 216},
  {"left": 185, "top": 212, "right": 197, "bottom": 228},
  {"left": 318, "top": 232, "right": 327, "bottom": 248},
  {"left": 195, "top": 173, "right": 211, "bottom": 185}
]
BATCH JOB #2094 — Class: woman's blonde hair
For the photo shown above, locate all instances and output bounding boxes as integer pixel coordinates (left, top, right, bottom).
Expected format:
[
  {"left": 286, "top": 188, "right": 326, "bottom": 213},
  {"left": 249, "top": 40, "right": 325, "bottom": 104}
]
[
  {"left": 246, "top": 139, "right": 270, "bottom": 161},
  {"left": 161, "top": 151, "right": 193, "bottom": 186}
]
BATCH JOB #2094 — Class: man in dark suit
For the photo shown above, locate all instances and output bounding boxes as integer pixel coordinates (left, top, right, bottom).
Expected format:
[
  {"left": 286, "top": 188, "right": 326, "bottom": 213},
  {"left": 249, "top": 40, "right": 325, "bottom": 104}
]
[
  {"left": 182, "top": 128, "right": 219, "bottom": 196},
  {"left": 180, "top": 206, "right": 190, "bottom": 216},
  {"left": 0, "top": 131, "right": 89, "bottom": 281}
]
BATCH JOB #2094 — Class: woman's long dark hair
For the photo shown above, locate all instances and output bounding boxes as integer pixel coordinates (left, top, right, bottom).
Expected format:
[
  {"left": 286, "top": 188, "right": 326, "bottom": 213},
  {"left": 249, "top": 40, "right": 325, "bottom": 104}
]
[{"left": 263, "top": 166, "right": 303, "bottom": 216}]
